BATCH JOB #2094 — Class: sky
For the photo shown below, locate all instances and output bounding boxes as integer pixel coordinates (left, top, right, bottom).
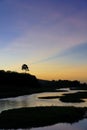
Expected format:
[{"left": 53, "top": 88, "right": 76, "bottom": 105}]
[{"left": 0, "top": 0, "right": 87, "bottom": 82}]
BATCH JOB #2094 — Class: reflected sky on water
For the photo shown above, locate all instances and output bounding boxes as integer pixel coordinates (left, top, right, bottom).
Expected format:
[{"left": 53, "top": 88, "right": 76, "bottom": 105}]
[
  {"left": 30, "top": 119, "right": 87, "bottom": 130},
  {"left": 0, "top": 88, "right": 87, "bottom": 113}
]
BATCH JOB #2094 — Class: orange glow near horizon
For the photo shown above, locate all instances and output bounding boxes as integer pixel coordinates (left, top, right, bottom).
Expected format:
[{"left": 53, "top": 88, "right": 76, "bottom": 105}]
[{"left": 0, "top": 61, "right": 87, "bottom": 83}]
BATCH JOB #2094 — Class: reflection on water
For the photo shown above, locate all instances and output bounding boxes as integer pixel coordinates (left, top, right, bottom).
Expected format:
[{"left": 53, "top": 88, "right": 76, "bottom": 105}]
[
  {"left": 30, "top": 119, "right": 87, "bottom": 130},
  {"left": 0, "top": 88, "right": 87, "bottom": 113},
  {"left": 1, "top": 119, "right": 87, "bottom": 130}
]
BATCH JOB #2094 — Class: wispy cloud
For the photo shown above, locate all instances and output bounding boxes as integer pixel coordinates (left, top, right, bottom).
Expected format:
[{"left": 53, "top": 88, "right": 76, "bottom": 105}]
[{"left": 30, "top": 42, "right": 87, "bottom": 64}]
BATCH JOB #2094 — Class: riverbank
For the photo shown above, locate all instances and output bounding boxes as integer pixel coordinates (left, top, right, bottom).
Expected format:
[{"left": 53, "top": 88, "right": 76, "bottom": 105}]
[{"left": 0, "top": 106, "right": 87, "bottom": 128}]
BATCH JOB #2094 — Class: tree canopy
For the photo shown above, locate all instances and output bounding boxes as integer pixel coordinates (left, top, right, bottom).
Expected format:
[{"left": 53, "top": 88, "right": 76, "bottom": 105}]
[{"left": 22, "top": 64, "right": 29, "bottom": 73}]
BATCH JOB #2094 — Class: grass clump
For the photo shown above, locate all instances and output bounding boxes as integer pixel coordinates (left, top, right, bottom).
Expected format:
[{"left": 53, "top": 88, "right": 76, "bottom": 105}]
[{"left": 60, "top": 91, "right": 87, "bottom": 103}]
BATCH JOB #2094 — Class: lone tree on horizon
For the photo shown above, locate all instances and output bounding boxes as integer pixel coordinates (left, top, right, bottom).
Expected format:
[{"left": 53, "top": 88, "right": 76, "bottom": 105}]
[{"left": 22, "top": 64, "right": 29, "bottom": 73}]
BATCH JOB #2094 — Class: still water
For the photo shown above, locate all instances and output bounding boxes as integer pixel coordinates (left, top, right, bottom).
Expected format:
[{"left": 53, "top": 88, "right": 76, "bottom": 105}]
[
  {"left": 0, "top": 88, "right": 87, "bottom": 130},
  {"left": 30, "top": 119, "right": 87, "bottom": 130},
  {"left": 0, "top": 88, "right": 87, "bottom": 113}
]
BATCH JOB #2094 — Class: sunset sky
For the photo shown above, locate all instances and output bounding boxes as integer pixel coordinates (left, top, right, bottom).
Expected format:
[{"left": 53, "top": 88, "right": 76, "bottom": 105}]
[{"left": 0, "top": 0, "right": 87, "bottom": 82}]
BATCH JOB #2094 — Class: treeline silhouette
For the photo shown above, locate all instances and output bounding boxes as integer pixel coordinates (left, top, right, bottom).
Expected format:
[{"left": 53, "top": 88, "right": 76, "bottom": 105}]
[
  {"left": 0, "top": 70, "right": 87, "bottom": 98},
  {"left": 0, "top": 70, "right": 40, "bottom": 98},
  {"left": 39, "top": 79, "right": 87, "bottom": 90}
]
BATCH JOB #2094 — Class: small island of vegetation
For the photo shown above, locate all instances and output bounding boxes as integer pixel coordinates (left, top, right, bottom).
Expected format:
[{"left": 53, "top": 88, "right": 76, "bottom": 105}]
[{"left": 0, "top": 106, "right": 87, "bottom": 128}]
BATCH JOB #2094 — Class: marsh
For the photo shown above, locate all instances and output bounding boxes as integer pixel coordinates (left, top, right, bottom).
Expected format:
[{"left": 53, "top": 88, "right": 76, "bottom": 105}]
[{"left": 0, "top": 88, "right": 87, "bottom": 129}]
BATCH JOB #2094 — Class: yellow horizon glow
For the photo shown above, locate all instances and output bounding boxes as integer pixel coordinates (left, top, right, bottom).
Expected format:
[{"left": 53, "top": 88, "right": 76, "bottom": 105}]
[{"left": 0, "top": 60, "right": 87, "bottom": 83}]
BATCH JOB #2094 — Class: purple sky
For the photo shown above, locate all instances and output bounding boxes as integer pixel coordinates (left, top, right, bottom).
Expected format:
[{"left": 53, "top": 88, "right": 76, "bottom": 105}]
[{"left": 0, "top": 0, "right": 87, "bottom": 82}]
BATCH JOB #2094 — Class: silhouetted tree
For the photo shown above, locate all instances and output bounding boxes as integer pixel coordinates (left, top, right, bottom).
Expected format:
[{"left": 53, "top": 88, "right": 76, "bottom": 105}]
[{"left": 22, "top": 64, "right": 29, "bottom": 73}]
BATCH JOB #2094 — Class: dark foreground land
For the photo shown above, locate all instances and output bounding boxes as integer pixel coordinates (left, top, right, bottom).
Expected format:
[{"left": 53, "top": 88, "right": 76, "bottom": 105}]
[{"left": 0, "top": 106, "right": 87, "bottom": 129}]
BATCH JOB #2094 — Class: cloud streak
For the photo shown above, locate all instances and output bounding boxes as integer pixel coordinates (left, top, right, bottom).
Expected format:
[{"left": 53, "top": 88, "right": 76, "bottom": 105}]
[{"left": 30, "top": 42, "right": 87, "bottom": 64}]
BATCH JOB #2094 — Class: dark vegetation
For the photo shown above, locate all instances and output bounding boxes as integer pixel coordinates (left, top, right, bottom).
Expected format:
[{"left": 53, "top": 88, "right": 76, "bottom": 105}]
[
  {"left": 60, "top": 91, "right": 87, "bottom": 103},
  {"left": 39, "top": 79, "right": 87, "bottom": 90},
  {"left": 0, "top": 70, "right": 41, "bottom": 98},
  {"left": 39, "top": 96, "right": 60, "bottom": 99},
  {"left": 0, "top": 106, "right": 87, "bottom": 128},
  {"left": 0, "top": 70, "right": 87, "bottom": 100}
]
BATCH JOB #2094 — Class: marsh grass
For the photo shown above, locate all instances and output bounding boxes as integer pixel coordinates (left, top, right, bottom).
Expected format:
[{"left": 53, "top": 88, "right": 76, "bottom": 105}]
[
  {"left": 39, "top": 96, "right": 60, "bottom": 99},
  {"left": 0, "top": 106, "right": 87, "bottom": 128},
  {"left": 60, "top": 91, "right": 87, "bottom": 103}
]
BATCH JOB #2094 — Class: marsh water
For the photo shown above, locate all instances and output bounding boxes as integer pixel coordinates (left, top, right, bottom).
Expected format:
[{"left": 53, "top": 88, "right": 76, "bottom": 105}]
[
  {"left": 0, "top": 88, "right": 87, "bottom": 129},
  {"left": 0, "top": 88, "right": 87, "bottom": 113}
]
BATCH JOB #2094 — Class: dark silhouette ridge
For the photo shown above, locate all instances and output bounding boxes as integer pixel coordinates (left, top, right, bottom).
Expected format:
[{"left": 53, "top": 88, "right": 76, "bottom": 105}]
[
  {"left": 0, "top": 70, "right": 40, "bottom": 98},
  {"left": 39, "top": 79, "right": 87, "bottom": 90},
  {"left": 0, "top": 70, "right": 87, "bottom": 99}
]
